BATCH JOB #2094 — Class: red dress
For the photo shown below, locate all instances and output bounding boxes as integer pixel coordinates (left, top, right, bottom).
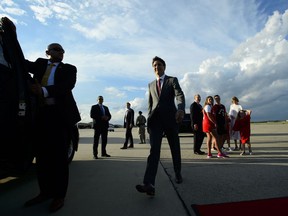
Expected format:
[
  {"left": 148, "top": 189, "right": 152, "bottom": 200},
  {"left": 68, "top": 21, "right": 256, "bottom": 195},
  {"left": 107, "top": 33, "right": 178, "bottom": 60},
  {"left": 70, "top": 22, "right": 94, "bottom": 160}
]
[
  {"left": 202, "top": 105, "right": 215, "bottom": 133},
  {"left": 233, "top": 115, "right": 251, "bottom": 144}
]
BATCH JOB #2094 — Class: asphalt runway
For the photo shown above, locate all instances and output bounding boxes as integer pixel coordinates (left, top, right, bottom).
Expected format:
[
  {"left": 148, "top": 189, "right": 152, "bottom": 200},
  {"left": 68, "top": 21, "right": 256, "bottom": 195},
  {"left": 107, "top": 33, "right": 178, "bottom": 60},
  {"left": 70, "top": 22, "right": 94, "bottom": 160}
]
[{"left": 0, "top": 122, "right": 287, "bottom": 216}]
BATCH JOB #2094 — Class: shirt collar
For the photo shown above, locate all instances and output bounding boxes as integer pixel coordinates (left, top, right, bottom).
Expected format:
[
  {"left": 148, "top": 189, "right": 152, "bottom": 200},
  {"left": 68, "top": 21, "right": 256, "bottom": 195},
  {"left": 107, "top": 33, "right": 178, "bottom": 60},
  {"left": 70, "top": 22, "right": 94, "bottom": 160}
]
[
  {"left": 157, "top": 74, "right": 165, "bottom": 81},
  {"left": 48, "top": 61, "right": 60, "bottom": 66}
]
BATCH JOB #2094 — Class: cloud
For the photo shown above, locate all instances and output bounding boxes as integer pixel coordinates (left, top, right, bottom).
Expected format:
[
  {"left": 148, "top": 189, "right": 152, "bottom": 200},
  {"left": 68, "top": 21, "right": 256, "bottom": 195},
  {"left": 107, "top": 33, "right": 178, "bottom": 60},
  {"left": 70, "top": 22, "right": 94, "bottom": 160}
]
[
  {"left": 77, "top": 8, "right": 288, "bottom": 123},
  {"left": 72, "top": 14, "right": 140, "bottom": 40},
  {"left": 180, "top": 10, "right": 288, "bottom": 121},
  {"left": 29, "top": 5, "right": 52, "bottom": 24},
  {"left": 0, "top": 0, "right": 26, "bottom": 17},
  {"left": 2, "top": 0, "right": 287, "bottom": 123},
  {"left": 105, "top": 87, "right": 126, "bottom": 98},
  {"left": 27, "top": 0, "right": 76, "bottom": 24}
]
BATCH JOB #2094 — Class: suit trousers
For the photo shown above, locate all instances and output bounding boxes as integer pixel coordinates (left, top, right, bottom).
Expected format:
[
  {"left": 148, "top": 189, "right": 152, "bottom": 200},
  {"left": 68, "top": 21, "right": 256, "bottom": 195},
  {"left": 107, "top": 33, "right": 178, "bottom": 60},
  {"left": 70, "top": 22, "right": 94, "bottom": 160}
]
[
  {"left": 193, "top": 130, "right": 205, "bottom": 152},
  {"left": 35, "top": 105, "right": 69, "bottom": 199},
  {"left": 123, "top": 127, "right": 133, "bottom": 147},
  {"left": 93, "top": 127, "right": 108, "bottom": 156},
  {"left": 144, "top": 120, "right": 181, "bottom": 186}
]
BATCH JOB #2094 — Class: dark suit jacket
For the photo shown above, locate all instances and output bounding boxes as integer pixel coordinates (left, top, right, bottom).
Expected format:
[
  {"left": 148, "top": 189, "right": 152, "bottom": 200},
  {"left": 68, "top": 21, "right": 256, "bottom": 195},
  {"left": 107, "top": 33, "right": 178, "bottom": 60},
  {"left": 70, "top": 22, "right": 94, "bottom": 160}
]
[
  {"left": 147, "top": 75, "right": 185, "bottom": 128},
  {"left": 26, "top": 58, "right": 81, "bottom": 126},
  {"left": 190, "top": 101, "right": 203, "bottom": 131},
  {"left": 90, "top": 104, "right": 111, "bottom": 129},
  {"left": 124, "top": 108, "right": 134, "bottom": 128}
]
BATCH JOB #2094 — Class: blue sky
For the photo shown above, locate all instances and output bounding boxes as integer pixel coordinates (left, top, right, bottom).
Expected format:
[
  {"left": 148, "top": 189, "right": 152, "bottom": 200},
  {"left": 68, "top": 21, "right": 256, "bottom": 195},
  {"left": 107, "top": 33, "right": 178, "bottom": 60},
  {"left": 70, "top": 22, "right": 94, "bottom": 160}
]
[{"left": 1, "top": 0, "right": 288, "bottom": 124}]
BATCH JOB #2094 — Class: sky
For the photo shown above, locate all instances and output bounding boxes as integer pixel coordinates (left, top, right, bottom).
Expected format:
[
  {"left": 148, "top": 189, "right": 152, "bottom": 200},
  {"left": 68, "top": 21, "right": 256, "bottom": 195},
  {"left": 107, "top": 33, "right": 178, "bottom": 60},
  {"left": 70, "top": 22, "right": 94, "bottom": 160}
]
[{"left": 1, "top": 0, "right": 288, "bottom": 124}]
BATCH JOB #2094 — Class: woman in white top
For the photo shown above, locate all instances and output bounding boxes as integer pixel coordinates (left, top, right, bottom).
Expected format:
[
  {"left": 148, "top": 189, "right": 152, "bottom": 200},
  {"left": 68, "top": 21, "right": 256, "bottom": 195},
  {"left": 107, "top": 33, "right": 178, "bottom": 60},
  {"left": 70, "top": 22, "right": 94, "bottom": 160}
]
[{"left": 228, "top": 96, "right": 242, "bottom": 150}]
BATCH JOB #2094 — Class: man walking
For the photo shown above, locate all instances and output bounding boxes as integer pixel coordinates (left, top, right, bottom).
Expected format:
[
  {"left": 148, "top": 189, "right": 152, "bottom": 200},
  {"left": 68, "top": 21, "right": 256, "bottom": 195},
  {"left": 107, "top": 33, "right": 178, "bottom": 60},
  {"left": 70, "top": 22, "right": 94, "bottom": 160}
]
[
  {"left": 136, "top": 56, "right": 185, "bottom": 196},
  {"left": 121, "top": 102, "right": 134, "bottom": 149}
]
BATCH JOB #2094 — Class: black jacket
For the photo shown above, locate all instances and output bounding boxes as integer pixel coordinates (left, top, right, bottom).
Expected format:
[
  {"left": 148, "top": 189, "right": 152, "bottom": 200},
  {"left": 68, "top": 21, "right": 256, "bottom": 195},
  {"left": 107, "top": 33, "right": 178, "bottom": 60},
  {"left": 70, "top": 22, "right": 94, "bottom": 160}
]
[{"left": 26, "top": 58, "right": 81, "bottom": 126}]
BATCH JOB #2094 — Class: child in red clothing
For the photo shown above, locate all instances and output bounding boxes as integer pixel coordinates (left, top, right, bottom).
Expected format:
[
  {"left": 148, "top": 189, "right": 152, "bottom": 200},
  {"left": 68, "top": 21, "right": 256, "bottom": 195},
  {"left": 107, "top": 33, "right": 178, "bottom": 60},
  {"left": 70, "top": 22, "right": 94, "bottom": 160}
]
[{"left": 233, "top": 110, "right": 252, "bottom": 155}]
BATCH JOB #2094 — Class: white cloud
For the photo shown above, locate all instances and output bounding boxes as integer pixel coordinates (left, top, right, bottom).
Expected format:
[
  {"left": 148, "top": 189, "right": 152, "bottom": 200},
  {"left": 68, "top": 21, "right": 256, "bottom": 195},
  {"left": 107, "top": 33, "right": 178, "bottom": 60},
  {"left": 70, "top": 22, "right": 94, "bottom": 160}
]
[
  {"left": 0, "top": 0, "right": 25, "bottom": 16},
  {"left": 72, "top": 14, "right": 140, "bottom": 40},
  {"left": 105, "top": 87, "right": 126, "bottom": 98},
  {"left": 2, "top": 0, "right": 287, "bottom": 122},
  {"left": 29, "top": 5, "right": 52, "bottom": 24},
  {"left": 180, "top": 9, "right": 288, "bottom": 121}
]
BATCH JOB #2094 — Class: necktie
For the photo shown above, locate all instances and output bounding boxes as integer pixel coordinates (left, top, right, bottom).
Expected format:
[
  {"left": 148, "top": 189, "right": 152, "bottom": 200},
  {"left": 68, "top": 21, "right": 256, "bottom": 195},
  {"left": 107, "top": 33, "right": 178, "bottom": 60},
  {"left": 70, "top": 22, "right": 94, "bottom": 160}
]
[
  {"left": 41, "top": 63, "right": 55, "bottom": 86},
  {"left": 157, "top": 78, "right": 161, "bottom": 95},
  {"left": 100, "top": 105, "right": 105, "bottom": 115}
]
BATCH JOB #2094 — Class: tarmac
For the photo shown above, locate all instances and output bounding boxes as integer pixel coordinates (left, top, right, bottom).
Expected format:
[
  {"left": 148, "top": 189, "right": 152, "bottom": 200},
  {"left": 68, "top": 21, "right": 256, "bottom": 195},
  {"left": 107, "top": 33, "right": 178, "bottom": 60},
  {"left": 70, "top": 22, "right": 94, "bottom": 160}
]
[{"left": 0, "top": 122, "right": 288, "bottom": 216}]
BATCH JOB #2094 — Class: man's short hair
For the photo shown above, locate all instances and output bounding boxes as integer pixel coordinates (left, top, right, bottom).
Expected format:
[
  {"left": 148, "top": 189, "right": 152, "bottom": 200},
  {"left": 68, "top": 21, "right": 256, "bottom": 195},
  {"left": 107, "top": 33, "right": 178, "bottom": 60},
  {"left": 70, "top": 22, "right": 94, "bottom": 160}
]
[{"left": 152, "top": 56, "right": 166, "bottom": 68}]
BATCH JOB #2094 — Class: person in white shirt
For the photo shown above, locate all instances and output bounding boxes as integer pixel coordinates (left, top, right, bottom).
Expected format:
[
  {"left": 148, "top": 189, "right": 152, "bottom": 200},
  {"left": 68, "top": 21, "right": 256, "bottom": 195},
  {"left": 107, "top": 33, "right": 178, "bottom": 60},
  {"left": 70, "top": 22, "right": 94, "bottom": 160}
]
[{"left": 228, "top": 96, "right": 243, "bottom": 150}]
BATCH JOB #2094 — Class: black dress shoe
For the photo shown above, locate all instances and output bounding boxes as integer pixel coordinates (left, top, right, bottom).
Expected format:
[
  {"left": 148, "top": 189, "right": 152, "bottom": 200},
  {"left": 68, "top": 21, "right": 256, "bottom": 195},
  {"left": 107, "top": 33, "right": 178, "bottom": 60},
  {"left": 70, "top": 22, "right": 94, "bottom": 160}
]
[
  {"left": 128, "top": 145, "right": 134, "bottom": 148},
  {"left": 136, "top": 184, "right": 155, "bottom": 196},
  {"left": 120, "top": 146, "right": 127, "bottom": 149},
  {"left": 175, "top": 174, "right": 183, "bottom": 184},
  {"left": 94, "top": 155, "right": 99, "bottom": 159},
  {"left": 49, "top": 198, "right": 64, "bottom": 213},
  {"left": 24, "top": 194, "right": 51, "bottom": 207},
  {"left": 102, "top": 154, "right": 111, "bottom": 157}
]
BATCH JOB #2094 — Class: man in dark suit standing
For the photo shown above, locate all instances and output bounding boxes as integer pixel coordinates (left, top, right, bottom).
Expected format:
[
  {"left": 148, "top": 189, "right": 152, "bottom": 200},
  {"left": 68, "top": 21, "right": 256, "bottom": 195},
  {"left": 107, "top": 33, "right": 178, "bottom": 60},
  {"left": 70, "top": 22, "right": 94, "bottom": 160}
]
[
  {"left": 24, "top": 43, "right": 81, "bottom": 212},
  {"left": 121, "top": 102, "right": 135, "bottom": 149},
  {"left": 90, "top": 96, "right": 112, "bottom": 159},
  {"left": 190, "top": 94, "right": 205, "bottom": 155},
  {"left": 136, "top": 56, "right": 185, "bottom": 196}
]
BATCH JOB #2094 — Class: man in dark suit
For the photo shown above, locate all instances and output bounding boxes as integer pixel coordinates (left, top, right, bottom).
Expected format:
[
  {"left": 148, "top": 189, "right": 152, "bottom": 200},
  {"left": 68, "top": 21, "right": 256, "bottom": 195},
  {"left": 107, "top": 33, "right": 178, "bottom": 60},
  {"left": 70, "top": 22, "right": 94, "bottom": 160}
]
[
  {"left": 90, "top": 96, "right": 112, "bottom": 158},
  {"left": 24, "top": 43, "right": 81, "bottom": 212},
  {"left": 190, "top": 94, "right": 205, "bottom": 155},
  {"left": 136, "top": 56, "right": 185, "bottom": 196},
  {"left": 121, "top": 102, "right": 135, "bottom": 149}
]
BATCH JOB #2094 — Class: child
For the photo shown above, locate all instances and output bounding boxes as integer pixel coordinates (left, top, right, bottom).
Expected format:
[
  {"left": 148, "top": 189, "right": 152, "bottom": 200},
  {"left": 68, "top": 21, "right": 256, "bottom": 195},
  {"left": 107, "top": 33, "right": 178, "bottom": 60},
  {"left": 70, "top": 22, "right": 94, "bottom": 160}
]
[{"left": 233, "top": 110, "right": 252, "bottom": 155}]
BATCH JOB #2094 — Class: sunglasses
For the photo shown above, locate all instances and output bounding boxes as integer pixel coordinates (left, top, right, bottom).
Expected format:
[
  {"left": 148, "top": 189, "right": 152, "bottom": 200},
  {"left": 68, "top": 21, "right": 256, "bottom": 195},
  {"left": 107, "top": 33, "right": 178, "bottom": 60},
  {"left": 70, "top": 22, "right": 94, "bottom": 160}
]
[{"left": 50, "top": 47, "right": 65, "bottom": 53}]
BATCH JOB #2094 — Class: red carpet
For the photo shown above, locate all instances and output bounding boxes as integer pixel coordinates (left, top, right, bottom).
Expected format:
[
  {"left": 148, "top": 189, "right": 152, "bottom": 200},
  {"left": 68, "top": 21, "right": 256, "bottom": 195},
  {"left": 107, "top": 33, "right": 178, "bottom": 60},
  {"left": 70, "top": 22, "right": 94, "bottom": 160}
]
[{"left": 191, "top": 197, "right": 288, "bottom": 216}]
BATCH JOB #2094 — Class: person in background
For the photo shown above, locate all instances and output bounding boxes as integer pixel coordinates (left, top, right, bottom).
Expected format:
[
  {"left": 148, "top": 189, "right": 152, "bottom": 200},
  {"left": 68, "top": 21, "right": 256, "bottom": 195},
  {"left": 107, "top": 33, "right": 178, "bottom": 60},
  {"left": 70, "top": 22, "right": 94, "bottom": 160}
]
[
  {"left": 90, "top": 96, "right": 112, "bottom": 159},
  {"left": 211, "top": 95, "right": 228, "bottom": 152},
  {"left": 24, "top": 42, "right": 81, "bottom": 212},
  {"left": 233, "top": 110, "right": 253, "bottom": 155},
  {"left": 136, "top": 56, "right": 185, "bottom": 196},
  {"left": 202, "top": 96, "right": 228, "bottom": 158},
  {"left": 223, "top": 113, "right": 233, "bottom": 151},
  {"left": 136, "top": 111, "right": 146, "bottom": 144},
  {"left": 190, "top": 94, "right": 205, "bottom": 155},
  {"left": 229, "top": 96, "right": 243, "bottom": 150},
  {"left": 121, "top": 102, "right": 134, "bottom": 149}
]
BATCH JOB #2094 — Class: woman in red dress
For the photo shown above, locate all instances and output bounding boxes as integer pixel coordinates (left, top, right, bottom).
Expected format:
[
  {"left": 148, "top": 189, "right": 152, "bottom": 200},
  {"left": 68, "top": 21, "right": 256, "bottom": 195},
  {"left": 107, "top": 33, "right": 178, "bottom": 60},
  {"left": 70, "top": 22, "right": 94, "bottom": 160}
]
[{"left": 202, "top": 96, "right": 228, "bottom": 158}]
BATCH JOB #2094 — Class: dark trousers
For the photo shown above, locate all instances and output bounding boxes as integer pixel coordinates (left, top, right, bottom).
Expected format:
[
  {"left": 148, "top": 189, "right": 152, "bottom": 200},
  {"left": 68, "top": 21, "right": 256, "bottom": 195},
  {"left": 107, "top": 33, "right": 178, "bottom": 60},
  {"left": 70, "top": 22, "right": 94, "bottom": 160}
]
[
  {"left": 193, "top": 129, "right": 205, "bottom": 152},
  {"left": 123, "top": 127, "right": 133, "bottom": 147},
  {"left": 36, "top": 106, "right": 69, "bottom": 199},
  {"left": 93, "top": 127, "right": 108, "bottom": 156},
  {"left": 144, "top": 121, "right": 181, "bottom": 186}
]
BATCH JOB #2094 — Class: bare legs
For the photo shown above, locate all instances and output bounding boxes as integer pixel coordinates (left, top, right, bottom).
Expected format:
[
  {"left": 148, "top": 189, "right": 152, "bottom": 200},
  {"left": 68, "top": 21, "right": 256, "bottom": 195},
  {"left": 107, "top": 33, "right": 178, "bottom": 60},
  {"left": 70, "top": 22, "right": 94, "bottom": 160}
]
[{"left": 206, "top": 129, "right": 222, "bottom": 157}]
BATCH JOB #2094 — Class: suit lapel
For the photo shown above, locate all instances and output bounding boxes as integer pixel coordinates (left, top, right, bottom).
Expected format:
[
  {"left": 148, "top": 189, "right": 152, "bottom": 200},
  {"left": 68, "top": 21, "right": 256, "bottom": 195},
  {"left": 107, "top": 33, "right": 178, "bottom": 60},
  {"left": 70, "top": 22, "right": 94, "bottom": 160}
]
[
  {"left": 152, "top": 80, "right": 159, "bottom": 99},
  {"left": 161, "top": 76, "right": 168, "bottom": 95},
  {"left": 54, "top": 62, "right": 63, "bottom": 81},
  {"left": 38, "top": 60, "right": 49, "bottom": 80}
]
